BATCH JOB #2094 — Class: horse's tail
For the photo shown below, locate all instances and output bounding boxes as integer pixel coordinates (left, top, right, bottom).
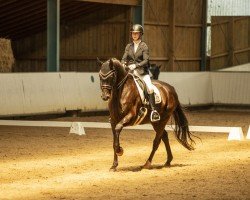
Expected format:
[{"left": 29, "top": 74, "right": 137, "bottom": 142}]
[{"left": 173, "top": 103, "right": 195, "bottom": 150}]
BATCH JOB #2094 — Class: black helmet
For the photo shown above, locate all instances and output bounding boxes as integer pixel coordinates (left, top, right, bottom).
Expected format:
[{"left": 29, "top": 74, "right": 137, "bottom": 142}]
[{"left": 130, "top": 24, "right": 144, "bottom": 35}]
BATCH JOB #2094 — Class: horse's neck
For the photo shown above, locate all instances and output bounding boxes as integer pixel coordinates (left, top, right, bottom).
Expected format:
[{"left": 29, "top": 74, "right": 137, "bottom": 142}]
[
  {"left": 110, "top": 76, "right": 124, "bottom": 102},
  {"left": 116, "top": 67, "right": 128, "bottom": 82},
  {"left": 109, "top": 70, "right": 131, "bottom": 122},
  {"left": 110, "top": 75, "right": 135, "bottom": 106},
  {"left": 109, "top": 89, "right": 121, "bottom": 123}
]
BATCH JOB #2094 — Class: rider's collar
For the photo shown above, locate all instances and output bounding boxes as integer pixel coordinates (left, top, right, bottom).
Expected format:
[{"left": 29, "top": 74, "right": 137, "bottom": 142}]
[{"left": 133, "top": 40, "right": 141, "bottom": 45}]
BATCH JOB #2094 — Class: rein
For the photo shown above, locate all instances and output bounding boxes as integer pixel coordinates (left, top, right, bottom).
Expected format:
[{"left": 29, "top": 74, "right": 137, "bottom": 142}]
[{"left": 117, "top": 73, "right": 129, "bottom": 89}]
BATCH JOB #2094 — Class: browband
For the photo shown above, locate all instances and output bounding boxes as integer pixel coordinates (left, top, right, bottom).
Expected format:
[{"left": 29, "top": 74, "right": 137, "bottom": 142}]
[{"left": 99, "top": 69, "right": 116, "bottom": 79}]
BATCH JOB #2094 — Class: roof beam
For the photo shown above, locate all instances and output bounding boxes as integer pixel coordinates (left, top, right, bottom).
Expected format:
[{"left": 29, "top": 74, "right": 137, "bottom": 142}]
[
  {"left": 0, "top": 0, "right": 43, "bottom": 18},
  {"left": 76, "top": 0, "right": 141, "bottom": 6},
  {"left": 0, "top": 0, "right": 17, "bottom": 8}
]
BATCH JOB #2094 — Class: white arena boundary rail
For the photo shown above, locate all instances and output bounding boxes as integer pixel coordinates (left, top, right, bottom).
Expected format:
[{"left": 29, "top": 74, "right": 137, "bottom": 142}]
[
  {"left": 0, "top": 120, "right": 247, "bottom": 140},
  {"left": 0, "top": 71, "right": 249, "bottom": 117},
  {"left": 0, "top": 69, "right": 249, "bottom": 140}
]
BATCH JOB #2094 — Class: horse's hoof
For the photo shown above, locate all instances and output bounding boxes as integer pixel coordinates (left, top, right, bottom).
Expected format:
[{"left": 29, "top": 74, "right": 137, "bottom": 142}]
[
  {"left": 116, "top": 147, "right": 124, "bottom": 156},
  {"left": 142, "top": 160, "right": 152, "bottom": 169},
  {"left": 109, "top": 167, "right": 117, "bottom": 172},
  {"left": 164, "top": 162, "right": 171, "bottom": 168}
]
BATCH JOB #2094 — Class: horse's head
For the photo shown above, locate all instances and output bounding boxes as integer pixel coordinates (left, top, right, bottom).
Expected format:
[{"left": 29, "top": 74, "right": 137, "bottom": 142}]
[
  {"left": 149, "top": 64, "right": 161, "bottom": 80},
  {"left": 98, "top": 58, "right": 119, "bottom": 101}
]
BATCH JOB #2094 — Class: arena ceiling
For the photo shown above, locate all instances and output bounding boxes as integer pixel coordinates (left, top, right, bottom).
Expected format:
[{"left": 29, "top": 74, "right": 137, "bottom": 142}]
[{"left": 0, "top": 0, "right": 140, "bottom": 40}]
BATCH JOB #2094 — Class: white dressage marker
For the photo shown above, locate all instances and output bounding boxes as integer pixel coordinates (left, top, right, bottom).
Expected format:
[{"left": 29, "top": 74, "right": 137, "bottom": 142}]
[
  {"left": 69, "top": 122, "right": 86, "bottom": 136},
  {"left": 228, "top": 127, "right": 244, "bottom": 141},
  {"left": 246, "top": 126, "right": 250, "bottom": 140},
  {"left": 0, "top": 120, "right": 245, "bottom": 140}
]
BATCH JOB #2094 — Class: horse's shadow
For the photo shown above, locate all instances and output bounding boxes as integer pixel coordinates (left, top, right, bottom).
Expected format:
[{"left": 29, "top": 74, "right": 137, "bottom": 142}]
[{"left": 118, "top": 163, "right": 190, "bottom": 172}]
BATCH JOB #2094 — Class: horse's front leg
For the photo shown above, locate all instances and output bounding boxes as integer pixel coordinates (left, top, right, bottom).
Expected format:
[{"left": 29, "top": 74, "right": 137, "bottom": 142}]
[
  {"left": 110, "top": 120, "right": 124, "bottom": 171},
  {"left": 110, "top": 122, "right": 119, "bottom": 171},
  {"left": 114, "top": 112, "right": 134, "bottom": 155},
  {"left": 110, "top": 112, "right": 134, "bottom": 171},
  {"left": 114, "top": 124, "right": 124, "bottom": 156}
]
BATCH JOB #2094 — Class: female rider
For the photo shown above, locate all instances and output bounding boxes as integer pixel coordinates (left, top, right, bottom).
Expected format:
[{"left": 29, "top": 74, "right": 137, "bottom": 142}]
[{"left": 121, "top": 24, "right": 160, "bottom": 122}]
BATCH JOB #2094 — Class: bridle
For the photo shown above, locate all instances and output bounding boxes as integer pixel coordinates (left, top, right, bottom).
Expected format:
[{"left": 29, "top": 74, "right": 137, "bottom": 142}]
[{"left": 99, "top": 68, "right": 129, "bottom": 91}]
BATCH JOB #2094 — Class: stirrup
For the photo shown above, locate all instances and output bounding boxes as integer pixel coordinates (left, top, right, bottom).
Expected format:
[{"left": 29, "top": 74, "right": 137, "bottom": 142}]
[{"left": 150, "top": 110, "right": 160, "bottom": 122}]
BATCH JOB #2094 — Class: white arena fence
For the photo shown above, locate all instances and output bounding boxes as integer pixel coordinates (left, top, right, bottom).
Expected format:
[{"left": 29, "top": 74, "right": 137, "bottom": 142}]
[
  {"left": 0, "top": 71, "right": 249, "bottom": 117},
  {"left": 0, "top": 120, "right": 247, "bottom": 140}
]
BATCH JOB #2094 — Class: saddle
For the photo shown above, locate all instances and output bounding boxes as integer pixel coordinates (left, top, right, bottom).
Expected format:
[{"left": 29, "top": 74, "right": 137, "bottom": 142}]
[{"left": 131, "top": 73, "right": 162, "bottom": 105}]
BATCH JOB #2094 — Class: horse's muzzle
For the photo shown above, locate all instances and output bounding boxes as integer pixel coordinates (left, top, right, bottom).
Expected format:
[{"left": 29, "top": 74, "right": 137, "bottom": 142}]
[{"left": 101, "top": 92, "right": 110, "bottom": 101}]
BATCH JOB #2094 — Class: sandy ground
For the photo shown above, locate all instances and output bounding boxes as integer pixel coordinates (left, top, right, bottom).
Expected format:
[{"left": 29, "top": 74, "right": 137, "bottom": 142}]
[{"left": 0, "top": 110, "right": 250, "bottom": 200}]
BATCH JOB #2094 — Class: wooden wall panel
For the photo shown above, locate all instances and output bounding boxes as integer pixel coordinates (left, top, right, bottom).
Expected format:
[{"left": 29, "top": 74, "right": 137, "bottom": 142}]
[
  {"left": 211, "top": 21, "right": 228, "bottom": 55},
  {"left": 144, "top": 25, "right": 169, "bottom": 70},
  {"left": 175, "top": 27, "right": 201, "bottom": 58},
  {"left": 13, "top": 1, "right": 205, "bottom": 72},
  {"left": 144, "top": 0, "right": 170, "bottom": 71},
  {"left": 175, "top": 0, "right": 202, "bottom": 24},
  {"left": 144, "top": 26, "right": 169, "bottom": 57},
  {"left": 174, "top": 0, "right": 203, "bottom": 71},
  {"left": 144, "top": 0, "right": 169, "bottom": 23},
  {"left": 59, "top": 4, "right": 130, "bottom": 72},
  {"left": 173, "top": 61, "right": 200, "bottom": 72},
  {"left": 144, "top": 0, "right": 204, "bottom": 72},
  {"left": 12, "top": 4, "right": 130, "bottom": 72},
  {"left": 210, "top": 16, "right": 250, "bottom": 70},
  {"left": 234, "top": 17, "right": 249, "bottom": 50},
  {"left": 209, "top": 56, "right": 228, "bottom": 71}
]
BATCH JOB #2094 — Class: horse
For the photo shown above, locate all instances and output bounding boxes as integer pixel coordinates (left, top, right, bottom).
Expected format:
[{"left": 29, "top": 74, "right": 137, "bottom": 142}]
[
  {"left": 149, "top": 64, "right": 161, "bottom": 80},
  {"left": 98, "top": 58, "right": 195, "bottom": 171}
]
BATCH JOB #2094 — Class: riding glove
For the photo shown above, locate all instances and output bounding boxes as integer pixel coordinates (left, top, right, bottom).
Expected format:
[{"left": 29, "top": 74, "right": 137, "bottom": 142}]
[{"left": 128, "top": 64, "right": 136, "bottom": 70}]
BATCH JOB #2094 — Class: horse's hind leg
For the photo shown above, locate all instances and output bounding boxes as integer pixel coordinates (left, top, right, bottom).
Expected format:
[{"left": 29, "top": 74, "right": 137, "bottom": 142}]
[
  {"left": 143, "top": 131, "right": 163, "bottom": 169},
  {"left": 162, "top": 130, "right": 173, "bottom": 167},
  {"left": 143, "top": 121, "right": 168, "bottom": 169},
  {"left": 143, "top": 114, "right": 172, "bottom": 169}
]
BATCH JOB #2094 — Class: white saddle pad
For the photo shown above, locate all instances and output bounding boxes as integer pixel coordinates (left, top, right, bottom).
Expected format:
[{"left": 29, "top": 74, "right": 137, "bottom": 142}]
[{"left": 132, "top": 75, "right": 161, "bottom": 105}]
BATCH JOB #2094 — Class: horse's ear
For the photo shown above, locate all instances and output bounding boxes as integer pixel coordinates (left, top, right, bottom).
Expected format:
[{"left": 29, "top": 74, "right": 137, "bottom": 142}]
[
  {"left": 158, "top": 65, "right": 162, "bottom": 69},
  {"left": 97, "top": 57, "right": 103, "bottom": 68},
  {"left": 109, "top": 59, "right": 114, "bottom": 70}
]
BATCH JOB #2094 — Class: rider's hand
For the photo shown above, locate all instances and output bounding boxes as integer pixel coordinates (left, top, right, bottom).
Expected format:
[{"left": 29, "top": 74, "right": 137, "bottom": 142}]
[
  {"left": 122, "top": 63, "right": 126, "bottom": 68},
  {"left": 128, "top": 64, "right": 136, "bottom": 70}
]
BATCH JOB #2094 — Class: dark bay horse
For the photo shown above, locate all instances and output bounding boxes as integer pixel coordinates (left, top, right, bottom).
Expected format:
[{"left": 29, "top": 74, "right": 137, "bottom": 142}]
[{"left": 98, "top": 58, "right": 195, "bottom": 171}]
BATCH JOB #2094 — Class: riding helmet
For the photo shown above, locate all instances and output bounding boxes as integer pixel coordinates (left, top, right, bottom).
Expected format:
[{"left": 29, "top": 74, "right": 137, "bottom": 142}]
[{"left": 130, "top": 24, "right": 144, "bottom": 35}]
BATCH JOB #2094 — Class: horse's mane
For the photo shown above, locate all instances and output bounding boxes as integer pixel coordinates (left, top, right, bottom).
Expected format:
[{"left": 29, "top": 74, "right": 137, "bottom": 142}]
[
  {"left": 111, "top": 58, "right": 123, "bottom": 69},
  {"left": 100, "top": 58, "right": 123, "bottom": 74}
]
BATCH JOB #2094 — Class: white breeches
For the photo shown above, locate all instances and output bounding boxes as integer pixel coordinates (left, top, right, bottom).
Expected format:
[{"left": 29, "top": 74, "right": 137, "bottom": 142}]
[{"left": 134, "top": 69, "right": 154, "bottom": 94}]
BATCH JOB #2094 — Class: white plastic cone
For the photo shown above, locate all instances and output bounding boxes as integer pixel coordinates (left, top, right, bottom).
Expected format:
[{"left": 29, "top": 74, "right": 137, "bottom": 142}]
[
  {"left": 246, "top": 126, "right": 250, "bottom": 140},
  {"left": 228, "top": 127, "right": 244, "bottom": 141},
  {"left": 69, "top": 122, "right": 86, "bottom": 136}
]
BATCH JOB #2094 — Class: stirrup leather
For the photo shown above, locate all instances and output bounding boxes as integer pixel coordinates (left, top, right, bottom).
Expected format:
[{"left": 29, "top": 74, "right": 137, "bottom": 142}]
[{"left": 150, "top": 110, "right": 160, "bottom": 122}]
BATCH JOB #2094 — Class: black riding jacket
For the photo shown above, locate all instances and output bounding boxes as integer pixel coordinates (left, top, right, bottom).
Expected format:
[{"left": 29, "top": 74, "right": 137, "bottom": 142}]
[{"left": 121, "top": 41, "right": 149, "bottom": 75}]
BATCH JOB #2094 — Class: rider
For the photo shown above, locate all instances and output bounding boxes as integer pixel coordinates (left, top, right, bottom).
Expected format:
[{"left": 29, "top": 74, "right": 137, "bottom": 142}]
[{"left": 121, "top": 24, "right": 160, "bottom": 122}]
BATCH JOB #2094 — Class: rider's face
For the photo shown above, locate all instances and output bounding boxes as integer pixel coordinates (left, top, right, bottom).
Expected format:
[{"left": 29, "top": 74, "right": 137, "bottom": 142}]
[{"left": 131, "top": 32, "right": 140, "bottom": 41}]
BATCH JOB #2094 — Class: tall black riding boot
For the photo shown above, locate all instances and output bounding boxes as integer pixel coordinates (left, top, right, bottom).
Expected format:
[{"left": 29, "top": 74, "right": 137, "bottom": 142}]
[{"left": 148, "top": 93, "right": 160, "bottom": 122}]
